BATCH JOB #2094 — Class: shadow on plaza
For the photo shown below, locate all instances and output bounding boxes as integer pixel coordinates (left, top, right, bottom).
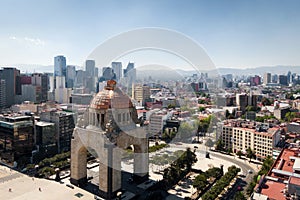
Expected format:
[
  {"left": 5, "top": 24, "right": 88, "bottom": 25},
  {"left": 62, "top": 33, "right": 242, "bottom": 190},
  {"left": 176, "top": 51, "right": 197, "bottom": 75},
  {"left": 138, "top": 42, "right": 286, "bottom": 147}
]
[{"left": 82, "top": 171, "right": 173, "bottom": 200}]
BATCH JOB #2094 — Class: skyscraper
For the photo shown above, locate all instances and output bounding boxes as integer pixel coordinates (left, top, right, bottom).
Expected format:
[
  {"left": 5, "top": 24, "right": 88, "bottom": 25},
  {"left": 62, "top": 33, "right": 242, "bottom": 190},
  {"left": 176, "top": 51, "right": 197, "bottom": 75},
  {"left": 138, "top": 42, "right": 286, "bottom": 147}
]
[
  {"left": 66, "top": 65, "right": 76, "bottom": 88},
  {"left": 31, "top": 73, "right": 49, "bottom": 102},
  {"left": 85, "top": 60, "right": 96, "bottom": 93},
  {"left": 86, "top": 60, "right": 95, "bottom": 77},
  {"left": 279, "top": 75, "right": 288, "bottom": 86},
  {"left": 54, "top": 56, "right": 66, "bottom": 77},
  {"left": 123, "top": 62, "right": 136, "bottom": 86},
  {"left": 0, "top": 79, "right": 6, "bottom": 108},
  {"left": 0, "top": 67, "right": 21, "bottom": 107},
  {"left": 263, "top": 73, "right": 271, "bottom": 85},
  {"left": 101, "top": 67, "right": 115, "bottom": 81},
  {"left": 112, "top": 62, "right": 122, "bottom": 81}
]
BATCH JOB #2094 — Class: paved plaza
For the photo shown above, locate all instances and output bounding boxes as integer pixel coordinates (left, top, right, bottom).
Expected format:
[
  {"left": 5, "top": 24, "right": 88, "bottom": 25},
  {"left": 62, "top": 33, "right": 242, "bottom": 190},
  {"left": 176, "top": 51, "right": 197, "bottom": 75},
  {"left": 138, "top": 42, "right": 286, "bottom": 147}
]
[
  {"left": 0, "top": 140, "right": 257, "bottom": 200},
  {"left": 0, "top": 165, "right": 94, "bottom": 200}
]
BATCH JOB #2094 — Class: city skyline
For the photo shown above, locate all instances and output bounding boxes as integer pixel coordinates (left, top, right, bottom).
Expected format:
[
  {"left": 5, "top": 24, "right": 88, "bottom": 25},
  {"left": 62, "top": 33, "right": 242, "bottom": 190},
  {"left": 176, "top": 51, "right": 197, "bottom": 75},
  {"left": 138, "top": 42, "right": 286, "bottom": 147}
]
[{"left": 1, "top": 0, "right": 300, "bottom": 69}]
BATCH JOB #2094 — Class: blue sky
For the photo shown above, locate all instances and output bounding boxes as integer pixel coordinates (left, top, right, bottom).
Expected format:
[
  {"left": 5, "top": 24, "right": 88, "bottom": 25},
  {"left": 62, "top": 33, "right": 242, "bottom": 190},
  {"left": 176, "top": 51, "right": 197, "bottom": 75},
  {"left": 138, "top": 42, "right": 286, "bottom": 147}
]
[{"left": 0, "top": 0, "right": 300, "bottom": 69}]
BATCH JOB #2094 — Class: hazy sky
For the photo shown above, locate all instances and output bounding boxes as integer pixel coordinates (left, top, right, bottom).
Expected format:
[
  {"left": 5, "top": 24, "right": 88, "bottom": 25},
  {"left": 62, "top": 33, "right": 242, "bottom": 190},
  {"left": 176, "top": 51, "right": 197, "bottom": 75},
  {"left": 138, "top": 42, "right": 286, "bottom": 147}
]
[{"left": 1, "top": 0, "right": 300, "bottom": 69}]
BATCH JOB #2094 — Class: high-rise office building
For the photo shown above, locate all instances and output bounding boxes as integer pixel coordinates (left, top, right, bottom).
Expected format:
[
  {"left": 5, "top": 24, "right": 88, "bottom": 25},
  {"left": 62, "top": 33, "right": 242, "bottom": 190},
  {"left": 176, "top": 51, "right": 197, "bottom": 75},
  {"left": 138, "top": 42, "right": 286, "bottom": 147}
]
[
  {"left": 112, "top": 62, "right": 122, "bottom": 81},
  {"left": 85, "top": 60, "right": 95, "bottom": 77},
  {"left": 0, "top": 67, "right": 21, "bottom": 107},
  {"left": 287, "top": 71, "right": 292, "bottom": 84},
  {"left": 272, "top": 74, "right": 278, "bottom": 83},
  {"left": 75, "top": 70, "right": 85, "bottom": 87},
  {"left": 95, "top": 67, "right": 99, "bottom": 78},
  {"left": 101, "top": 67, "right": 115, "bottom": 81},
  {"left": 0, "top": 79, "right": 6, "bottom": 108},
  {"left": 123, "top": 62, "right": 136, "bottom": 86},
  {"left": 66, "top": 65, "right": 76, "bottom": 88},
  {"left": 31, "top": 73, "right": 48, "bottom": 102},
  {"left": 85, "top": 60, "right": 96, "bottom": 93},
  {"left": 54, "top": 76, "right": 72, "bottom": 103},
  {"left": 54, "top": 56, "right": 66, "bottom": 77},
  {"left": 279, "top": 75, "right": 288, "bottom": 86},
  {"left": 263, "top": 73, "right": 271, "bottom": 85}
]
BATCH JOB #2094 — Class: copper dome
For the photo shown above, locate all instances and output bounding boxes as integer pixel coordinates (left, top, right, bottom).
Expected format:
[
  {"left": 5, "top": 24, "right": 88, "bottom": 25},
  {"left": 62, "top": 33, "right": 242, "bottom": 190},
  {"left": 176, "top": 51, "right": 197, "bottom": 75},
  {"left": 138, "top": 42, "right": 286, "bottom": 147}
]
[{"left": 90, "top": 80, "right": 134, "bottom": 110}]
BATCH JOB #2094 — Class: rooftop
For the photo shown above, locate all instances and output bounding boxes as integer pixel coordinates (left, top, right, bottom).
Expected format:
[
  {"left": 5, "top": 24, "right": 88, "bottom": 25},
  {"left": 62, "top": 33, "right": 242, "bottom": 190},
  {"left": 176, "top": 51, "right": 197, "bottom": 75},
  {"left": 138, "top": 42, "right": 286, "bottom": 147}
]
[
  {"left": 260, "top": 180, "right": 286, "bottom": 200},
  {"left": 259, "top": 148, "right": 300, "bottom": 199}
]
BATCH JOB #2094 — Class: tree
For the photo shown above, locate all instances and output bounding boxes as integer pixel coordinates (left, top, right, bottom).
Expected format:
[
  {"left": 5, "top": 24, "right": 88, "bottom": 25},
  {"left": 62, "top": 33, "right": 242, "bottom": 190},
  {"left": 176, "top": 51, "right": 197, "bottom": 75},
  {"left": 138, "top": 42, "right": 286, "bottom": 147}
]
[
  {"left": 206, "top": 167, "right": 222, "bottom": 178},
  {"left": 285, "top": 112, "right": 297, "bottom": 122},
  {"left": 193, "top": 174, "right": 208, "bottom": 191},
  {"left": 246, "top": 148, "right": 255, "bottom": 162},
  {"left": 286, "top": 93, "right": 295, "bottom": 100},
  {"left": 236, "top": 150, "right": 243, "bottom": 158},
  {"left": 177, "top": 122, "right": 194, "bottom": 139},
  {"left": 246, "top": 105, "right": 256, "bottom": 112},
  {"left": 205, "top": 138, "right": 214, "bottom": 150},
  {"left": 215, "top": 139, "right": 225, "bottom": 151},
  {"left": 225, "top": 110, "right": 230, "bottom": 119},
  {"left": 261, "top": 97, "right": 273, "bottom": 106},
  {"left": 227, "top": 148, "right": 232, "bottom": 154},
  {"left": 233, "top": 192, "right": 246, "bottom": 200},
  {"left": 184, "top": 147, "right": 197, "bottom": 171},
  {"left": 198, "top": 106, "right": 205, "bottom": 112}
]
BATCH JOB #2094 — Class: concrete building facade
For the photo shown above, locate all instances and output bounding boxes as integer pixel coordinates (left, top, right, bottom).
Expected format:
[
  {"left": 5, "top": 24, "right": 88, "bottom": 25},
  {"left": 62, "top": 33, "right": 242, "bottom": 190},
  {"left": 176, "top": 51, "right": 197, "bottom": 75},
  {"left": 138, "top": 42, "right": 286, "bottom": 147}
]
[{"left": 221, "top": 120, "right": 281, "bottom": 160}]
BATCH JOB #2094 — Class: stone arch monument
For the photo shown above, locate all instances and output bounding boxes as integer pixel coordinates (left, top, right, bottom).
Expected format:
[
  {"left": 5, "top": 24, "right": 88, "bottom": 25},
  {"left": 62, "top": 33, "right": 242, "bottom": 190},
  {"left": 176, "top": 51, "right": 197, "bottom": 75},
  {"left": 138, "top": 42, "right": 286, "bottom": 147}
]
[{"left": 70, "top": 80, "right": 148, "bottom": 199}]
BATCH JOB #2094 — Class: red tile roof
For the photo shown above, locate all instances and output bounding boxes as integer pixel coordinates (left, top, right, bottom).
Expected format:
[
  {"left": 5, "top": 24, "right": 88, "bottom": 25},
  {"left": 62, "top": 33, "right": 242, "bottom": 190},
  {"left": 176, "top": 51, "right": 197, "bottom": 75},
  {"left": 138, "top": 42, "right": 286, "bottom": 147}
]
[
  {"left": 289, "top": 176, "right": 300, "bottom": 186},
  {"left": 260, "top": 181, "right": 286, "bottom": 200}
]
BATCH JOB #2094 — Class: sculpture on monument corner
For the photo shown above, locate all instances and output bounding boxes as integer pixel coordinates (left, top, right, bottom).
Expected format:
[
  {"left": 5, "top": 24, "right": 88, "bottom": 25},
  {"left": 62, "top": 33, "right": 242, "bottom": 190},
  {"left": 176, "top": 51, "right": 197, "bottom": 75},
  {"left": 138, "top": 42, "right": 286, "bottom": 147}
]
[{"left": 70, "top": 80, "right": 149, "bottom": 199}]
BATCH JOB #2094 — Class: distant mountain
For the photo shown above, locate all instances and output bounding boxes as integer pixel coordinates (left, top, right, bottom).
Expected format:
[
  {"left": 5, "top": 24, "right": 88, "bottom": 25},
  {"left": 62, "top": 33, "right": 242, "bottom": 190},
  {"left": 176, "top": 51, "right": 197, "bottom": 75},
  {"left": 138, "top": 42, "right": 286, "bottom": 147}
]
[
  {"left": 3, "top": 64, "right": 299, "bottom": 79},
  {"left": 214, "top": 66, "right": 300, "bottom": 76},
  {"left": 1, "top": 64, "right": 54, "bottom": 74},
  {"left": 137, "top": 65, "right": 300, "bottom": 80}
]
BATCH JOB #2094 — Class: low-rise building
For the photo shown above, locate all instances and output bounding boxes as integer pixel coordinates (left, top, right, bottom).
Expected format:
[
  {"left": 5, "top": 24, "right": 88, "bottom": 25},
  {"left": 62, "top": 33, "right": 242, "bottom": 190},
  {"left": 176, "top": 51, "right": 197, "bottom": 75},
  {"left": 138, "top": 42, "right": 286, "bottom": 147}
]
[{"left": 253, "top": 147, "right": 300, "bottom": 200}]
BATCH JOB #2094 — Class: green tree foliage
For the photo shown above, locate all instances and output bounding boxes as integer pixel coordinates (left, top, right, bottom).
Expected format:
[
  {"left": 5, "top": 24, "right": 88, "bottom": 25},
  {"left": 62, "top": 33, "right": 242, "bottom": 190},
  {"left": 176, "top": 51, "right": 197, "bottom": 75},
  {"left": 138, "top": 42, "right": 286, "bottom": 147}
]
[
  {"left": 202, "top": 165, "right": 240, "bottom": 200},
  {"left": 198, "top": 106, "right": 205, "bottom": 112},
  {"left": 285, "top": 112, "right": 297, "bottom": 122},
  {"left": 197, "top": 115, "right": 212, "bottom": 135},
  {"left": 246, "top": 156, "right": 274, "bottom": 195},
  {"left": 163, "top": 148, "right": 197, "bottom": 187},
  {"left": 255, "top": 115, "right": 275, "bottom": 122},
  {"left": 149, "top": 143, "right": 169, "bottom": 153},
  {"left": 215, "top": 139, "right": 225, "bottom": 151},
  {"left": 246, "top": 106, "right": 257, "bottom": 112},
  {"left": 261, "top": 97, "right": 273, "bottom": 106},
  {"left": 205, "top": 167, "right": 222, "bottom": 178},
  {"left": 177, "top": 122, "right": 195, "bottom": 139},
  {"left": 193, "top": 174, "right": 208, "bottom": 191},
  {"left": 246, "top": 148, "right": 255, "bottom": 162},
  {"left": 236, "top": 150, "right": 243, "bottom": 158},
  {"left": 286, "top": 93, "right": 295, "bottom": 100},
  {"left": 233, "top": 192, "right": 247, "bottom": 200}
]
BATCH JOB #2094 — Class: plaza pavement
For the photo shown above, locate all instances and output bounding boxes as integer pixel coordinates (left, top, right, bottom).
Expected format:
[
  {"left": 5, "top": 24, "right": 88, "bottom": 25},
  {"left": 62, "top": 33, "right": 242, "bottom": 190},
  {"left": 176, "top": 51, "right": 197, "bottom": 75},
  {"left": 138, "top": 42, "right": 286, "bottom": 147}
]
[{"left": 0, "top": 165, "right": 94, "bottom": 200}]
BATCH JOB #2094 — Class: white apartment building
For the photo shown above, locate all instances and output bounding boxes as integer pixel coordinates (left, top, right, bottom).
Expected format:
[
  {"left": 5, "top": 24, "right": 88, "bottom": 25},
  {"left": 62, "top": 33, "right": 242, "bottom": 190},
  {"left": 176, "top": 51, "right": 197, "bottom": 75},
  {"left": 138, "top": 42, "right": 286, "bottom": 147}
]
[{"left": 221, "top": 120, "right": 281, "bottom": 160}]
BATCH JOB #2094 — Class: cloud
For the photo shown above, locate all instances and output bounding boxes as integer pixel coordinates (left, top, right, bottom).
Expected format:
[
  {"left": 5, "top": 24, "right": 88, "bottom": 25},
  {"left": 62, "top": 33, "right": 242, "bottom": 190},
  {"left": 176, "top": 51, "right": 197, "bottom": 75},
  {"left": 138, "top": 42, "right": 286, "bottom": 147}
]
[{"left": 9, "top": 36, "right": 46, "bottom": 46}]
